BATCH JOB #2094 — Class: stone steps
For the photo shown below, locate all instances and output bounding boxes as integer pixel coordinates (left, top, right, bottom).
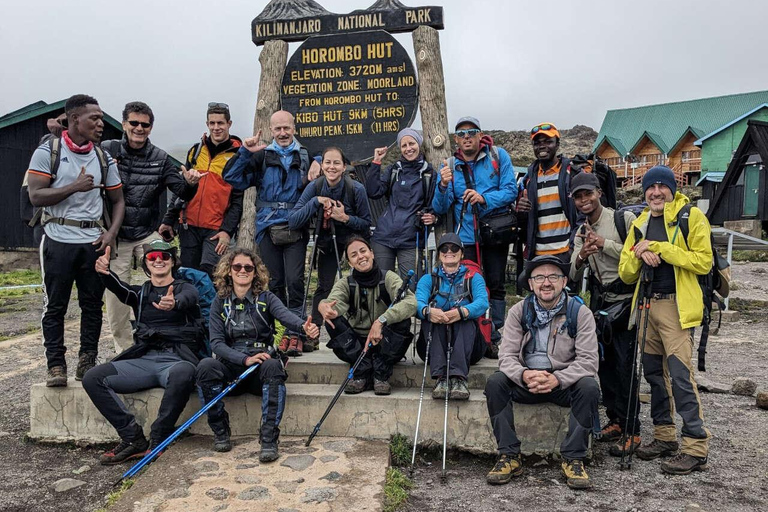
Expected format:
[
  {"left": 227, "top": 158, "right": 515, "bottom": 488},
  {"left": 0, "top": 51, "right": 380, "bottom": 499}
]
[{"left": 29, "top": 350, "right": 571, "bottom": 455}]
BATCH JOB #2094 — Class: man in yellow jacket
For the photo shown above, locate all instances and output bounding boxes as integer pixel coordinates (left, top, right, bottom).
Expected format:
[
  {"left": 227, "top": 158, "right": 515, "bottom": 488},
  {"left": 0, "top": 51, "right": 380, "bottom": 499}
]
[{"left": 618, "top": 165, "right": 712, "bottom": 475}]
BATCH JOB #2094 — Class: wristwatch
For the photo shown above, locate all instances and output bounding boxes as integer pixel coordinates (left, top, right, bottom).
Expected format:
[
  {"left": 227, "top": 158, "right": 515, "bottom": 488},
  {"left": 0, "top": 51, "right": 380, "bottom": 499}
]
[{"left": 378, "top": 315, "right": 388, "bottom": 325}]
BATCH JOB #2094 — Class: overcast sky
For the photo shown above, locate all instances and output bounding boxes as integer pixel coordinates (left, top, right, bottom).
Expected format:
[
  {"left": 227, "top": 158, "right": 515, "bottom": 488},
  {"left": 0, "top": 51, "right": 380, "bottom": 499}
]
[{"left": 2, "top": 0, "right": 767, "bottom": 154}]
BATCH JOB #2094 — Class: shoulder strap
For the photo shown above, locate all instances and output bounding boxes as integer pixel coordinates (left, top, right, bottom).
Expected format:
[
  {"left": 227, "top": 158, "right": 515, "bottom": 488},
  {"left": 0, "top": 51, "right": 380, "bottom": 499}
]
[
  {"left": 489, "top": 145, "right": 500, "bottom": 172},
  {"left": 388, "top": 161, "right": 403, "bottom": 196},
  {"left": 564, "top": 295, "right": 585, "bottom": 339},
  {"left": 614, "top": 209, "right": 627, "bottom": 244},
  {"left": 343, "top": 175, "right": 357, "bottom": 210},
  {"left": 49, "top": 137, "right": 61, "bottom": 180},
  {"left": 347, "top": 275, "right": 358, "bottom": 316},
  {"left": 136, "top": 281, "right": 152, "bottom": 326},
  {"left": 316, "top": 175, "right": 327, "bottom": 195},
  {"left": 189, "top": 142, "right": 203, "bottom": 168},
  {"left": 677, "top": 203, "right": 693, "bottom": 248},
  {"left": 521, "top": 294, "right": 536, "bottom": 334},
  {"left": 377, "top": 269, "right": 391, "bottom": 306}
]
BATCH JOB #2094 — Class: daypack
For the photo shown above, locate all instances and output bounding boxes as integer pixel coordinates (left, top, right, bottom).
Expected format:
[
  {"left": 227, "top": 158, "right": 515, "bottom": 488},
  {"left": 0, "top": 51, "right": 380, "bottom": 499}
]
[
  {"left": 571, "top": 153, "right": 617, "bottom": 209},
  {"left": 672, "top": 203, "right": 731, "bottom": 371},
  {"left": 428, "top": 260, "right": 493, "bottom": 347},
  {"left": 521, "top": 293, "right": 585, "bottom": 340},
  {"left": 20, "top": 137, "right": 110, "bottom": 227},
  {"left": 346, "top": 269, "right": 392, "bottom": 317},
  {"left": 614, "top": 203, "right": 647, "bottom": 243}
]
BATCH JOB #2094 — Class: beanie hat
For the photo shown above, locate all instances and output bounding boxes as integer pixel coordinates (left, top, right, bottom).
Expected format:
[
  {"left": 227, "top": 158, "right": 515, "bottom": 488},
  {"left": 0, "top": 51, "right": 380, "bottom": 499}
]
[
  {"left": 396, "top": 128, "right": 423, "bottom": 147},
  {"left": 642, "top": 165, "right": 677, "bottom": 196}
]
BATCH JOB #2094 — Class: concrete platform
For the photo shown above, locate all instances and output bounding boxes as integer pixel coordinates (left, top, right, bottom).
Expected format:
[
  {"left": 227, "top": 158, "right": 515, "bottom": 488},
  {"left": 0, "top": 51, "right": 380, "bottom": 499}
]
[{"left": 29, "top": 350, "right": 572, "bottom": 455}]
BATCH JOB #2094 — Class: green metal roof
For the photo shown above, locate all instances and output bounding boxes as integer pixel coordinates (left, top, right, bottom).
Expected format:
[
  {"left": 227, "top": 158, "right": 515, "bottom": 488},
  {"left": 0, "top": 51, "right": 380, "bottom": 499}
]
[
  {"left": 695, "top": 171, "right": 725, "bottom": 186},
  {"left": 629, "top": 130, "right": 669, "bottom": 154},
  {"left": 694, "top": 103, "right": 768, "bottom": 145},
  {"left": 594, "top": 90, "right": 768, "bottom": 155},
  {"left": 594, "top": 135, "right": 628, "bottom": 157},
  {"left": 0, "top": 100, "right": 123, "bottom": 132}
]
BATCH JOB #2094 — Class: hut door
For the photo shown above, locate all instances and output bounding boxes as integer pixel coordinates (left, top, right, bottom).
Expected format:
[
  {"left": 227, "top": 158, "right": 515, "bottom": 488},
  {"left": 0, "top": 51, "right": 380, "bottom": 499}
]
[{"left": 743, "top": 165, "right": 759, "bottom": 217}]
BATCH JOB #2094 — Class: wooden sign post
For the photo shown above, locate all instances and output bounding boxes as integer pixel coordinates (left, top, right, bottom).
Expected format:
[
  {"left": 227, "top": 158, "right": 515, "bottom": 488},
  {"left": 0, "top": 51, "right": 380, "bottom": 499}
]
[{"left": 239, "top": 0, "right": 449, "bottom": 248}]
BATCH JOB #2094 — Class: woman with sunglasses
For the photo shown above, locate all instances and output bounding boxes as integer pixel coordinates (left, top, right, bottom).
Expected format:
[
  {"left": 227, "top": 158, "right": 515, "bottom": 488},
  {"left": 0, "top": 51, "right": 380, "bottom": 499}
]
[
  {"left": 365, "top": 128, "right": 437, "bottom": 284},
  {"left": 195, "top": 248, "right": 319, "bottom": 461},
  {"left": 288, "top": 146, "right": 371, "bottom": 350},
  {"left": 83, "top": 240, "right": 204, "bottom": 465},
  {"left": 415, "top": 233, "right": 489, "bottom": 400}
]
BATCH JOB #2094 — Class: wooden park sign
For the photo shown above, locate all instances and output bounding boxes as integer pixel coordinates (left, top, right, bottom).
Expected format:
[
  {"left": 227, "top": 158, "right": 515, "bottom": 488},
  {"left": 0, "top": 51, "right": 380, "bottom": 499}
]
[{"left": 281, "top": 30, "right": 419, "bottom": 162}]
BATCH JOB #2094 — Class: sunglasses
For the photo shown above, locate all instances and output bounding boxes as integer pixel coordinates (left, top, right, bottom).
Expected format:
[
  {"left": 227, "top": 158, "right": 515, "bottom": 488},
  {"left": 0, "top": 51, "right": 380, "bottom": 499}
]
[
  {"left": 232, "top": 263, "right": 255, "bottom": 273},
  {"left": 145, "top": 251, "right": 172, "bottom": 262},
  {"left": 531, "top": 123, "right": 553, "bottom": 135},
  {"left": 529, "top": 274, "right": 565, "bottom": 284},
  {"left": 127, "top": 120, "right": 152, "bottom": 129},
  {"left": 439, "top": 244, "right": 462, "bottom": 254},
  {"left": 208, "top": 102, "right": 230, "bottom": 110},
  {"left": 455, "top": 128, "right": 481, "bottom": 138}
]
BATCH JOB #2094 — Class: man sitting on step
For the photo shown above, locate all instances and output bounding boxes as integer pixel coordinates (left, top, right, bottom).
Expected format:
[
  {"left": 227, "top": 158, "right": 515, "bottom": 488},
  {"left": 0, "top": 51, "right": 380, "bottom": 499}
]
[{"left": 484, "top": 255, "right": 599, "bottom": 489}]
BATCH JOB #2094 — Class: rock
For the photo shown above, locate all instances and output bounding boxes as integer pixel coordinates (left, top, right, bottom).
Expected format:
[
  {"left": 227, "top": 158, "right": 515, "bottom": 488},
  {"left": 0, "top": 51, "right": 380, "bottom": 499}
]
[
  {"left": 275, "top": 481, "right": 300, "bottom": 494},
  {"left": 320, "top": 471, "right": 343, "bottom": 482},
  {"left": 235, "top": 463, "right": 258, "bottom": 470},
  {"left": 194, "top": 461, "right": 220, "bottom": 473},
  {"left": 319, "top": 455, "right": 339, "bottom": 463},
  {"left": 280, "top": 455, "right": 316, "bottom": 471},
  {"left": 211, "top": 506, "right": 228, "bottom": 512},
  {"left": 205, "top": 488, "right": 230, "bottom": 501},
  {"left": 757, "top": 391, "right": 768, "bottom": 410},
  {"left": 296, "top": 477, "right": 305, "bottom": 483},
  {"left": 0, "top": 431, "right": 11, "bottom": 437},
  {"left": 639, "top": 393, "right": 651, "bottom": 404},
  {"left": 301, "top": 487, "right": 338, "bottom": 503},
  {"left": 166, "top": 488, "right": 190, "bottom": 499},
  {"left": 72, "top": 465, "right": 90, "bottom": 475},
  {"left": 53, "top": 478, "right": 86, "bottom": 493},
  {"left": 237, "top": 486, "right": 270, "bottom": 501},
  {"left": 322, "top": 439, "right": 356, "bottom": 452},
  {"left": 235, "top": 475, "right": 261, "bottom": 485},
  {"left": 732, "top": 378, "right": 758, "bottom": 396},
  {"left": 697, "top": 376, "right": 730, "bottom": 394}
]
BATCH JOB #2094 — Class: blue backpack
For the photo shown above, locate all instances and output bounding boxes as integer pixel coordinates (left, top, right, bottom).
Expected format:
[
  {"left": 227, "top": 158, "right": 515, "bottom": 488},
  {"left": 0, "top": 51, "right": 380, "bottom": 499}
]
[
  {"left": 521, "top": 293, "right": 585, "bottom": 339},
  {"left": 175, "top": 266, "right": 217, "bottom": 356}
]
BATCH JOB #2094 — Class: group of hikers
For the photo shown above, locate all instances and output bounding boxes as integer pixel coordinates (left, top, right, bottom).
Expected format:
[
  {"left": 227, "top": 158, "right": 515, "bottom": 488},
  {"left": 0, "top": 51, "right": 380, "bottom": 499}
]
[{"left": 26, "top": 94, "right": 715, "bottom": 489}]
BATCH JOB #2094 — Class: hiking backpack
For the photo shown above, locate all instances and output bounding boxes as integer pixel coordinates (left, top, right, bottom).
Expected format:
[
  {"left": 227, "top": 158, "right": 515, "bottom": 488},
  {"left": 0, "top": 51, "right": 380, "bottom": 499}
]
[
  {"left": 614, "top": 203, "right": 648, "bottom": 244},
  {"left": 521, "top": 293, "right": 586, "bottom": 339},
  {"left": 20, "top": 137, "right": 110, "bottom": 227},
  {"left": 346, "top": 269, "right": 392, "bottom": 318}
]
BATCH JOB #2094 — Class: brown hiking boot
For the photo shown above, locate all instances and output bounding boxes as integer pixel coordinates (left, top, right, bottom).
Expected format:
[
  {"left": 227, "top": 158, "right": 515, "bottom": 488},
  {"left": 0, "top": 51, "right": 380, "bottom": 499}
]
[
  {"left": 373, "top": 378, "right": 391, "bottom": 395},
  {"left": 46, "top": 366, "right": 67, "bottom": 387},
  {"left": 598, "top": 422, "right": 622, "bottom": 442},
  {"left": 609, "top": 435, "right": 642, "bottom": 457},
  {"left": 75, "top": 352, "right": 97, "bottom": 381},
  {"left": 303, "top": 336, "right": 319, "bottom": 353},
  {"left": 561, "top": 459, "right": 592, "bottom": 489},
  {"left": 486, "top": 454, "right": 523, "bottom": 485},
  {"left": 635, "top": 439, "right": 679, "bottom": 460},
  {"left": 661, "top": 453, "right": 708, "bottom": 475},
  {"left": 285, "top": 336, "right": 303, "bottom": 357},
  {"left": 278, "top": 335, "right": 291, "bottom": 353},
  {"left": 344, "top": 378, "right": 370, "bottom": 394}
]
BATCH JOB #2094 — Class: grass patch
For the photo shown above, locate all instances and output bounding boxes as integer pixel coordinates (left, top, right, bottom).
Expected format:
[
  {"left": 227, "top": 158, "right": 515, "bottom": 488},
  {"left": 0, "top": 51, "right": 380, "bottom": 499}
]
[
  {"left": 0, "top": 269, "right": 43, "bottom": 299},
  {"left": 95, "top": 478, "right": 134, "bottom": 512},
  {"left": 732, "top": 250, "right": 768, "bottom": 262},
  {"left": 727, "top": 297, "right": 768, "bottom": 319},
  {"left": 389, "top": 434, "right": 411, "bottom": 467},
  {"left": 383, "top": 467, "right": 413, "bottom": 512}
]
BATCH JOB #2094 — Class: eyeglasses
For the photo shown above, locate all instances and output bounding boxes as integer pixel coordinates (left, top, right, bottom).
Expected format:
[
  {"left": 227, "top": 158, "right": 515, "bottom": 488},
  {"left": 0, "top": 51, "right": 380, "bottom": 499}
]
[
  {"left": 529, "top": 274, "right": 565, "bottom": 284},
  {"left": 439, "top": 244, "right": 462, "bottom": 254},
  {"left": 208, "top": 102, "right": 230, "bottom": 111},
  {"left": 127, "top": 120, "right": 152, "bottom": 129},
  {"left": 232, "top": 263, "right": 255, "bottom": 273},
  {"left": 145, "top": 251, "right": 172, "bottom": 262},
  {"left": 455, "top": 128, "right": 480, "bottom": 138},
  {"left": 531, "top": 123, "right": 553, "bottom": 135}
]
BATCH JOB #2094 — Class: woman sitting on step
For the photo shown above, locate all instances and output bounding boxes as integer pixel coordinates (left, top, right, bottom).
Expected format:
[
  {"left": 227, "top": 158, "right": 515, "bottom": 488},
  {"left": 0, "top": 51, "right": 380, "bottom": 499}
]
[{"left": 195, "top": 248, "right": 319, "bottom": 461}]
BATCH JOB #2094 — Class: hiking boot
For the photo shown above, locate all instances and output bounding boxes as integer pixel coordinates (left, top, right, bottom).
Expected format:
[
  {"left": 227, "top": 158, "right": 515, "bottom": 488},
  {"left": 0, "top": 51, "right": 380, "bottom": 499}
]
[
  {"left": 486, "top": 454, "right": 523, "bottom": 485},
  {"left": 635, "top": 439, "right": 679, "bottom": 461},
  {"left": 303, "top": 336, "right": 319, "bottom": 353},
  {"left": 561, "top": 459, "right": 592, "bottom": 489},
  {"left": 286, "top": 336, "right": 303, "bottom": 357},
  {"left": 211, "top": 420, "right": 232, "bottom": 453},
  {"left": 146, "top": 438, "right": 164, "bottom": 458},
  {"left": 344, "top": 378, "right": 370, "bottom": 394},
  {"left": 259, "top": 439, "right": 279, "bottom": 463},
  {"left": 373, "top": 378, "right": 391, "bottom": 395},
  {"left": 598, "top": 422, "right": 622, "bottom": 442},
  {"left": 278, "top": 335, "right": 291, "bottom": 353},
  {"left": 100, "top": 436, "right": 149, "bottom": 465},
  {"left": 46, "top": 366, "right": 67, "bottom": 387},
  {"left": 75, "top": 352, "right": 97, "bottom": 381},
  {"left": 432, "top": 378, "right": 449, "bottom": 400},
  {"left": 449, "top": 377, "right": 470, "bottom": 400},
  {"left": 660, "top": 453, "right": 708, "bottom": 475},
  {"left": 609, "top": 435, "right": 642, "bottom": 457}
]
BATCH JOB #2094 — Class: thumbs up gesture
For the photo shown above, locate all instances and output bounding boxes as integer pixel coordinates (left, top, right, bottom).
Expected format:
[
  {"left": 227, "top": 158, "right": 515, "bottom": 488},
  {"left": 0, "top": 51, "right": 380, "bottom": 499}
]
[
  {"left": 152, "top": 284, "right": 176, "bottom": 311},
  {"left": 516, "top": 187, "right": 531, "bottom": 213},
  {"left": 439, "top": 159, "right": 452, "bottom": 187},
  {"left": 95, "top": 246, "right": 111, "bottom": 275},
  {"left": 303, "top": 315, "right": 320, "bottom": 339},
  {"left": 71, "top": 165, "right": 99, "bottom": 192},
  {"left": 181, "top": 165, "right": 207, "bottom": 185}
]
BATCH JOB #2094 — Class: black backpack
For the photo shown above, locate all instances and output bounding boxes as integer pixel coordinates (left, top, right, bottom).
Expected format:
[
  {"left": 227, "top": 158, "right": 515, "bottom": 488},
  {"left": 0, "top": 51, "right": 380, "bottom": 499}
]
[{"left": 346, "top": 270, "right": 391, "bottom": 317}]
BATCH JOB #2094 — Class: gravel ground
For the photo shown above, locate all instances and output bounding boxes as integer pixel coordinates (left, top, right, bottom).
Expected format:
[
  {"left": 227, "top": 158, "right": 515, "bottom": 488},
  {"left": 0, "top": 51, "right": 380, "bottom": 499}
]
[{"left": 0, "top": 263, "right": 766, "bottom": 511}]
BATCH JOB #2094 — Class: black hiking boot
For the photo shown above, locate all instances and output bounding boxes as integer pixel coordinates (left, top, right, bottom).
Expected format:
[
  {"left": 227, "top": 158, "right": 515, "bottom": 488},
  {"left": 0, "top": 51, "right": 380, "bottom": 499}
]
[
  {"left": 46, "top": 366, "right": 67, "bottom": 387},
  {"left": 259, "top": 425, "right": 280, "bottom": 463},
  {"left": 661, "top": 453, "right": 708, "bottom": 475},
  {"left": 344, "top": 378, "right": 370, "bottom": 394},
  {"left": 635, "top": 439, "right": 679, "bottom": 461},
  {"left": 75, "top": 352, "right": 97, "bottom": 381},
  {"left": 211, "top": 416, "right": 232, "bottom": 453},
  {"left": 100, "top": 435, "right": 149, "bottom": 465}
]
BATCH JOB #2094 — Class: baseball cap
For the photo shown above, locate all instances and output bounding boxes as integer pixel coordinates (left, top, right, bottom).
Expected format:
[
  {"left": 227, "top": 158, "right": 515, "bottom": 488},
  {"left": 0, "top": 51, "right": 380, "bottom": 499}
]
[
  {"left": 455, "top": 116, "right": 481, "bottom": 131},
  {"left": 570, "top": 172, "right": 601, "bottom": 196}
]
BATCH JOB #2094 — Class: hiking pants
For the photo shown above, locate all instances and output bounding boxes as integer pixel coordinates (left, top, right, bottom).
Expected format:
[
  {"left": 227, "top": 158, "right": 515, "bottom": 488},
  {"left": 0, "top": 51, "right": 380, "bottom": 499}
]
[
  {"left": 179, "top": 225, "right": 226, "bottom": 277},
  {"left": 426, "top": 320, "right": 485, "bottom": 380},
  {"left": 326, "top": 316, "right": 412, "bottom": 381},
  {"left": 639, "top": 295, "right": 709, "bottom": 457},
  {"left": 258, "top": 232, "right": 308, "bottom": 337},
  {"left": 105, "top": 232, "right": 162, "bottom": 353},
  {"left": 371, "top": 241, "right": 423, "bottom": 291},
  {"left": 485, "top": 371, "right": 600, "bottom": 460},
  {"left": 311, "top": 238, "right": 345, "bottom": 330},
  {"left": 40, "top": 236, "right": 104, "bottom": 369},
  {"left": 82, "top": 349, "right": 196, "bottom": 443},
  {"left": 196, "top": 356, "right": 286, "bottom": 442},
  {"left": 598, "top": 302, "right": 640, "bottom": 435}
]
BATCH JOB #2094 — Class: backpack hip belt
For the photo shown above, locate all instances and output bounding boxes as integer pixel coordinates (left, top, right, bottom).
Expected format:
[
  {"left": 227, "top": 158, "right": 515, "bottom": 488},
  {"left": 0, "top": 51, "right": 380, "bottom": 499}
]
[
  {"left": 42, "top": 212, "right": 103, "bottom": 229},
  {"left": 256, "top": 200, "right": 296, "bottom": 209}
]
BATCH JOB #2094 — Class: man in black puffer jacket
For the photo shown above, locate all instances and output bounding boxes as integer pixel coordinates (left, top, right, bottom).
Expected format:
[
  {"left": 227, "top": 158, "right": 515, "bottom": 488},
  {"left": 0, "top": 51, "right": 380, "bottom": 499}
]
[{"left": 101, "top": 101, "right": 201, "bottom": 353}]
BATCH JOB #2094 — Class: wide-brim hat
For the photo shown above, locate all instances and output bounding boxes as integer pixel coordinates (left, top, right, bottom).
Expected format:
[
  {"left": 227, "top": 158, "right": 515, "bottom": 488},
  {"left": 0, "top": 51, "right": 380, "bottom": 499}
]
[{"left": 523, "top": 254, "right": 570, "bottom": 281}]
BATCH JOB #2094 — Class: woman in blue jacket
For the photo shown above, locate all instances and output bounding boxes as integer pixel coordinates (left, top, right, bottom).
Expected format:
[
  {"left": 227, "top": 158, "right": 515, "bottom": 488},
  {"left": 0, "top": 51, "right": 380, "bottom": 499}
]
[
  {"left": 415, "top": 233, "right": 489, "bottom": 400},
  {"left": 365, "top": 128, "right": 436, "bottom": 283},
  {"left": 289, "top": 147, "right": 371, "bottom": 343}
]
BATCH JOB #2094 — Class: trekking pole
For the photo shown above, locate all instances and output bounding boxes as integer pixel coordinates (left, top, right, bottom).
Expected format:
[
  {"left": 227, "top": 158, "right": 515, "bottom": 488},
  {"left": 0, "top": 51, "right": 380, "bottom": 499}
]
[
  {"left": 441, "top": 321, "right": 454, "bottom": 484},
  {"left": 330, "top": 221, "right": 343, "bottom": 280},
  {"left": 301, "top": 213, "right": 323, "bottom": 319},
  {"left": 619, "top": 264, "right": 653, "bottom": 470},
  {"left": 411, "top": 228, "right": 421, "bottom": 364},
  {"left": 410, "top": 301, "right": 436, "bottom": 475},
  {"left": 455, "top": 199, "right": 468, "bottom": 235},
  {"left": 119, "top": 362, "right": 261, "bottom": 484},
  {"left": 306, "top": 270, "right": 415, "bottom": 446}
]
